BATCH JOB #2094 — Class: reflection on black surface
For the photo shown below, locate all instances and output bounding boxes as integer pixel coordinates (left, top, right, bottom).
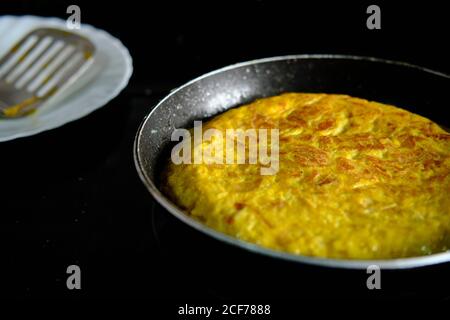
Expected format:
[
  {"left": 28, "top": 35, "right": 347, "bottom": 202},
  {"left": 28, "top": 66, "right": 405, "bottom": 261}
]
[{"left": 151, "top": 202, "right": 450, "bottom": 300}]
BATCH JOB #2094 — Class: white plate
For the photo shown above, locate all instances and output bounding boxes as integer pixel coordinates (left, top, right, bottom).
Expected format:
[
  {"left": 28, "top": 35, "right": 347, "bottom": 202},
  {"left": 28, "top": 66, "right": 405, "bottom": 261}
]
[{"left": 0, "top": 15, "right": 133, "bottom": 142}]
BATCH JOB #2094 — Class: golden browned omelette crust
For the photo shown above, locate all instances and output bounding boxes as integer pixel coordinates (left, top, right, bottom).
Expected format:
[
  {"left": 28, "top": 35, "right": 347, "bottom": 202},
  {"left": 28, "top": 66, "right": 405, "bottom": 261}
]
[{"left": 164, "top": 93, "right": 450, "bottom": 259}]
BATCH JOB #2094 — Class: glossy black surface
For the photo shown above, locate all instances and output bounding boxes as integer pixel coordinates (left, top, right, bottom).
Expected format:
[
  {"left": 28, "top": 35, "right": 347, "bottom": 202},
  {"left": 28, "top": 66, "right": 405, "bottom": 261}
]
[{"left": 1, "top": 0, "right": 449, "bottom": 300}]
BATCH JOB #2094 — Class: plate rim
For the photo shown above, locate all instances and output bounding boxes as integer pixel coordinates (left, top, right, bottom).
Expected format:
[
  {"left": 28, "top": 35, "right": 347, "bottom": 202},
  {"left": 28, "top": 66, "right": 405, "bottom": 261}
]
[{"left": 0, "top": 15, "right": 133, "bottom": 142}]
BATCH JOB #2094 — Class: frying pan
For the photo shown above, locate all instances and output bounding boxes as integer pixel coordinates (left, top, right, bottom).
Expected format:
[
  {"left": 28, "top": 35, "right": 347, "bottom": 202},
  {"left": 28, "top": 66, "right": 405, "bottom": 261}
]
[{"left": 134, "top": 55, "right": 450, "bottom": 270}]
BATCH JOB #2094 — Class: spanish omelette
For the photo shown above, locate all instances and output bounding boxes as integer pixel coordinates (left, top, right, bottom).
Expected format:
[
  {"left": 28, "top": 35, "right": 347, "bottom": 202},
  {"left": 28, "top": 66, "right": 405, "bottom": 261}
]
[{"left": 164, "top": 93, "right": 450, "bottom": 260}]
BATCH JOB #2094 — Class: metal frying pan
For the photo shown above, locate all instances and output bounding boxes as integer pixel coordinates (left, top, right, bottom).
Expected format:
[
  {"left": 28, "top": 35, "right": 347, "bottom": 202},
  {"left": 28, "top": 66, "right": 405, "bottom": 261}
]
[{"left": 134, "top": 55, "right": 450, "bottom": 270}]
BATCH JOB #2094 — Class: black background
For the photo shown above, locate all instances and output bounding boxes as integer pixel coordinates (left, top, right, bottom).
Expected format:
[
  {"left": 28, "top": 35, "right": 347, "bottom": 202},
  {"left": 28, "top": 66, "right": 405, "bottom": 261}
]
[{"left": 0, "top": 0, "right": 449, "bottom": 302}]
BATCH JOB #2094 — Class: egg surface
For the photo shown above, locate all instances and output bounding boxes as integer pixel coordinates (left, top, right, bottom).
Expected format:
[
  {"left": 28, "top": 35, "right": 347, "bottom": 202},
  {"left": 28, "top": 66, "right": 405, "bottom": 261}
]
[{"left": 164, "top": 93, "right": 450, "bottom": 259}]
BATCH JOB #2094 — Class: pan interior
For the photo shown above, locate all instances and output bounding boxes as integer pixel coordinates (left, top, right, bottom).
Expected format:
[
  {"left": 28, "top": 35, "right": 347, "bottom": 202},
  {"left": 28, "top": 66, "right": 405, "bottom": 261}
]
[{"left": 135, "top": 56, "right": 450, "bottom": 268}]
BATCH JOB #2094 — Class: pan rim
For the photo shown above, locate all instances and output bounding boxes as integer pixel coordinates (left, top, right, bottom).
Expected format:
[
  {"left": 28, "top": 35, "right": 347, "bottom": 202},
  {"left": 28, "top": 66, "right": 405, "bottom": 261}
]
[{"left": 134, "top": 54, "right": 450, "bottom": 270}]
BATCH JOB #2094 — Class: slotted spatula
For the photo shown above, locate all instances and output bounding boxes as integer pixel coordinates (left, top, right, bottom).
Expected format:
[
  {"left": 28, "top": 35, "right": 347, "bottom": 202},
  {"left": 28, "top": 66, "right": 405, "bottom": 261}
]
[{"left": 0, "top": 28, "right": 95, "bottom": 118}]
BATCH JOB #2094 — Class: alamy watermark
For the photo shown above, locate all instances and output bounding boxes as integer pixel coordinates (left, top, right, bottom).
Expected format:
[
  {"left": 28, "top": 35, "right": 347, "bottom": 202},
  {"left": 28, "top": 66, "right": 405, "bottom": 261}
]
[
  {"left": 171, "top": 121, "right": 279, "bottom": 175},
  {"left": 66, "top": 264, "right": 81, "bottom": 290},
  {"left": 66, "top": 5, "right": 81, "bottom": 30},
  {"left": 366, "top": 265, "right": 381, "bottom": 290},
  {"left": 366, "top": 5, "right": 381, "bottom": 30}
]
